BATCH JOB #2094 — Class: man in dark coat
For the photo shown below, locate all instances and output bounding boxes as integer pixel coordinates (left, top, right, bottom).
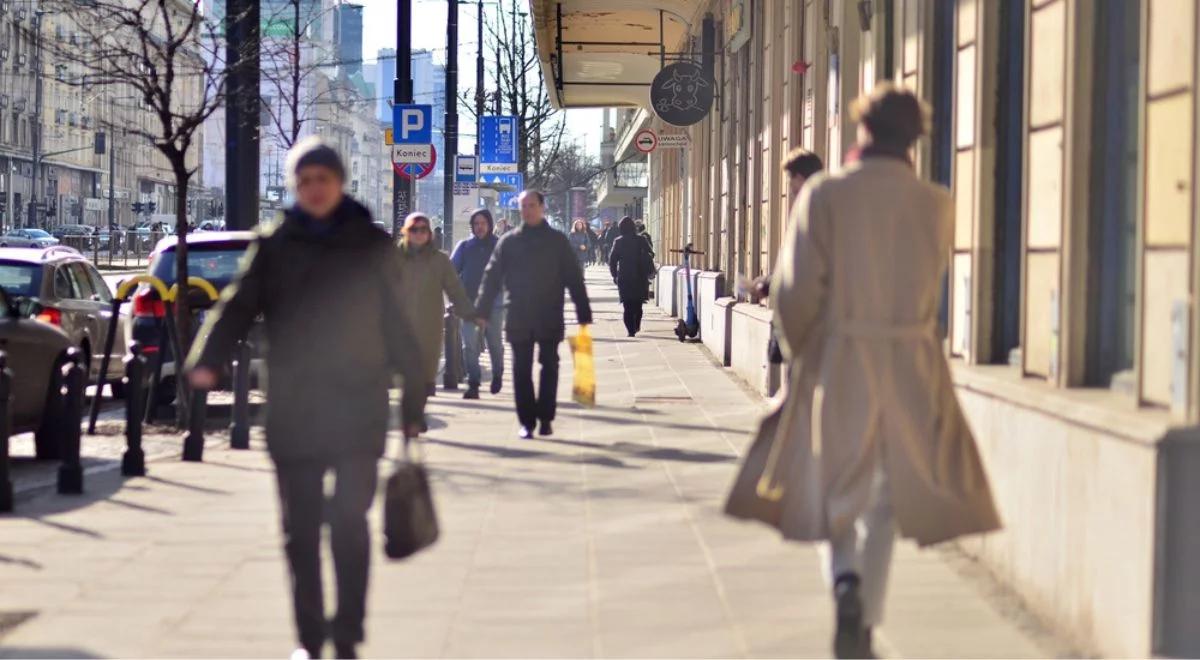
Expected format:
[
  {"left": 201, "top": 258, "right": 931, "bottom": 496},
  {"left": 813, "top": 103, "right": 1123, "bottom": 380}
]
[
  {"left": 450, "top": 208, "right": 504, "bottom": 398},
  {"left": 475, "top": 190, "right": 592, "bottom": 439},
  {"left": 186, "top": 137, "right": 427, "bottom": 660},
  {"left": 608, "top": 216, "right": 654, "bottom": 337},
  {"left": 601, "top": 219, "right": 620, "bottom": 258}
]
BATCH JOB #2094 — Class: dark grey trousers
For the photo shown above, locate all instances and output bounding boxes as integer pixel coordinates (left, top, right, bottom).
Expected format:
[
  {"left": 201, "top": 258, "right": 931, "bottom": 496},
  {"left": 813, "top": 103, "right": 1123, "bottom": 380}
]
[{"left": 274, "top": 456, "right": 378, "bottom": 651}]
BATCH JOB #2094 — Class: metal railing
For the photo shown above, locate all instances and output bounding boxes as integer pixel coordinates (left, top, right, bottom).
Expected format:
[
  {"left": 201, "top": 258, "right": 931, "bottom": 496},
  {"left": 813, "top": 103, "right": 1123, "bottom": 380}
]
[{"left": 58, "top": 230, "right": 166, "bottom": 268}]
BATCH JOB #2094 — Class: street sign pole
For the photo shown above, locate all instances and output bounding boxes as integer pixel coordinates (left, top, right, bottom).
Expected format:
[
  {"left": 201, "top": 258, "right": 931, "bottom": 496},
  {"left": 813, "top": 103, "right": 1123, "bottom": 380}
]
[
  {"left": 443, "top": 0, "right": 458, "bottom": 250},
  {"left": 225, "top": 0, "right": 260, "bottom": 231},
  {"left": 393, "top": 0, "right": 414, "bottom": 235}
]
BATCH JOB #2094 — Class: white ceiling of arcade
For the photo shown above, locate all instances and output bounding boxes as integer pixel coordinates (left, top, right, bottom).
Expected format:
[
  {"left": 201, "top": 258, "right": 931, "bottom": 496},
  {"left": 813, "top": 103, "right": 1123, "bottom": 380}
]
[{"left": 529, "top": 0, "right": 708, "bottom": 108}]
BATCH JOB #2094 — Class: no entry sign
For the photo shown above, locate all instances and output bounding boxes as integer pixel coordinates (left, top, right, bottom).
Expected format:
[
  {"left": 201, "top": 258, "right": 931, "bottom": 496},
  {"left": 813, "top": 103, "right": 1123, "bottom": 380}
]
[{"left": 634, "top": 129, "right": 658, "bottom": 154}]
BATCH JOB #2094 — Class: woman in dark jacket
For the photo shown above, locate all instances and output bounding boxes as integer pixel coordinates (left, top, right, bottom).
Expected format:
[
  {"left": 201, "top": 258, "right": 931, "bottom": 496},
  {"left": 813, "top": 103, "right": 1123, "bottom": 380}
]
[
  {"left": 608, "top": 216, "right": 653, "bottom": 337},
  {"left": 568, "top": 218, "right": 592, "bottom": 266}
]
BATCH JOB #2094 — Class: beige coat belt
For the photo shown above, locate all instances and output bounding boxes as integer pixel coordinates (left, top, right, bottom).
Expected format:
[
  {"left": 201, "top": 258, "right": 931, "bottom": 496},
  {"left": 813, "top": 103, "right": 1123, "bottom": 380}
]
[{"left": 829, "top": 319, "right": 936, "bottom": 340}]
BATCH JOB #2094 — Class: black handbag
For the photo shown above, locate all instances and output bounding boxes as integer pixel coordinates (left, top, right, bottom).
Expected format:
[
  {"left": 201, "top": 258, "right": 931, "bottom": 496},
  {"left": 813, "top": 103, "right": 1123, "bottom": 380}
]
[{"left": 383, "top": 438, "right": 439, "bottom": 560}]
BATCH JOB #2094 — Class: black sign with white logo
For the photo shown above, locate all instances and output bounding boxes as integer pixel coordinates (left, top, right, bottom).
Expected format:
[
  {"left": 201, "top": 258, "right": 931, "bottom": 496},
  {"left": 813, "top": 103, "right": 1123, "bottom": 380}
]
[{"left": 649, "top": 61, "right": 715, "bottom": 127}]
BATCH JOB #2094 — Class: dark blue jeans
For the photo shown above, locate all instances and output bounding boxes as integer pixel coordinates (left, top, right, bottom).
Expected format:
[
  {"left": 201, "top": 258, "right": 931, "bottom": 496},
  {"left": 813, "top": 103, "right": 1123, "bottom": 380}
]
[{"left": 461, "top": 305, "right": 505, "bottom": 387}]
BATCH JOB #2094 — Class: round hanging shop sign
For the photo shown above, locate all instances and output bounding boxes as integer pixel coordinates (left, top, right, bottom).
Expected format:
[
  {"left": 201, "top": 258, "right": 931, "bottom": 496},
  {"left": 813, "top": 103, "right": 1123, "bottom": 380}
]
[{"left": 649, "top": 61, "right": 715, "bottom": 127}]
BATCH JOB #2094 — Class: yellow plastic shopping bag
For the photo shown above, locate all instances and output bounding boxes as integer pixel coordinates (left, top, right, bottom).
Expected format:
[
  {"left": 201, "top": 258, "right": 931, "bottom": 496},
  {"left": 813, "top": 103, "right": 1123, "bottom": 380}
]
[{"left": 567, "top": 325, "right": 596, "bottom": 407}]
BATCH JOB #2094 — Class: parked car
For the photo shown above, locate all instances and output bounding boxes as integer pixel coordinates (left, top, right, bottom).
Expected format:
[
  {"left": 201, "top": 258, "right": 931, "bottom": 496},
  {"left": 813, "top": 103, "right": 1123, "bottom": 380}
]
[
  {"left": 131, "top": 230, "right": 260, "bottom": 402},
  {"left": 0, "top": 229, "right": 59, "bottom": 248},
  {"left": 0, "top": 286, "right": 74, "bottom": 457},
  {"left": 0, "top": 246, "right": 130, "bottom": 394},
  {"left": 51, "top": 224, "right": 96, "bottom": 240},
  {"left": 196, "top": 220, "right": 226, "bottom": 232}
]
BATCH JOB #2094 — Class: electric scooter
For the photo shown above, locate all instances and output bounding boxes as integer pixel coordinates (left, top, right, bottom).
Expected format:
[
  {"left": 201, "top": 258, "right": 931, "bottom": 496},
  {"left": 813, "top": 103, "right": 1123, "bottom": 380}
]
[{"left": 671, "top": 243, "right": 704, "bottom": 342}]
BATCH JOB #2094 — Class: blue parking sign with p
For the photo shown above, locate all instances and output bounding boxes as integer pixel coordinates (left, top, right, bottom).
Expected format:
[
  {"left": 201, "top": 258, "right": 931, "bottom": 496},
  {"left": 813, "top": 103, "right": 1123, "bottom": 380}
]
[{"left": 392, "top": 104, "right": 433, "bottom": 144}]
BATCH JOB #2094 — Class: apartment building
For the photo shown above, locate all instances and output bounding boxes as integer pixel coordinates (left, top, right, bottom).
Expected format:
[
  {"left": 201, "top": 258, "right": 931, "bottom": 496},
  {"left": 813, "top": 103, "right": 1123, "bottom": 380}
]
[{"left": 532, "top": 0, "right": 1200, "bottom": 656}]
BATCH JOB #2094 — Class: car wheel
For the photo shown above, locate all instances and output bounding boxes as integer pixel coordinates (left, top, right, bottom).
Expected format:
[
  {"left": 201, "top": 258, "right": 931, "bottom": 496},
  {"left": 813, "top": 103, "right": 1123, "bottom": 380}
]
[{"left": 33, "top": 355, "right": 68, "bottom": 460}]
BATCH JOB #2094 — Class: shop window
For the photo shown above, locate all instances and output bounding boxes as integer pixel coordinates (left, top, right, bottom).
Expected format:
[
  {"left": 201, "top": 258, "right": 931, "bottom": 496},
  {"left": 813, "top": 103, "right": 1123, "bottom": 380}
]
[
  {"left": 990, "top": 0, "right": 1025, "bottom": 364},
  {"left": 931, "top": 0, "right": 955, "bottom": 336},
  {"left": 1085, "top": 0, "right": 1140, "bottom": 389}
]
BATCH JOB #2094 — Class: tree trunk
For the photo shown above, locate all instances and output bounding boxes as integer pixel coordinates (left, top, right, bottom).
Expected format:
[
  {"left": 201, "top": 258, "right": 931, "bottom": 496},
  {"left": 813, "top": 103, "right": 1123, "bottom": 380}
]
[{"left": 171, "top": 162, "right": 192, "bottom": 427}]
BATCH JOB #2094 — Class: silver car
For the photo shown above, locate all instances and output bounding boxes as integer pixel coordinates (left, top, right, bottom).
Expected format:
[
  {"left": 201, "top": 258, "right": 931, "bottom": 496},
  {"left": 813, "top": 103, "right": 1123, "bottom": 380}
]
[
  {"left": 0, "top": 246, "right": 129, "bottom": 394},
  {"left": 0, "top": 228, "right": 60, "bottom": 248}
]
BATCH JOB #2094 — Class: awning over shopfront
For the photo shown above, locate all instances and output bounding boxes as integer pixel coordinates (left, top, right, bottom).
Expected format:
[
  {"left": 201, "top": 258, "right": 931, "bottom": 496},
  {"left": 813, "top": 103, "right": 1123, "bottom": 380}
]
[{"left": 529, "top": 1, "right": 705, "bottom": 109}]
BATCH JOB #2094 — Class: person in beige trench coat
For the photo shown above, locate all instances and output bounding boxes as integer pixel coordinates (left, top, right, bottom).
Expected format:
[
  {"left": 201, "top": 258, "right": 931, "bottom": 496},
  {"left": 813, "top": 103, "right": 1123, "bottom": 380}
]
[{"left": 725, "top": 85, "right": 1001, "bottom": 658}]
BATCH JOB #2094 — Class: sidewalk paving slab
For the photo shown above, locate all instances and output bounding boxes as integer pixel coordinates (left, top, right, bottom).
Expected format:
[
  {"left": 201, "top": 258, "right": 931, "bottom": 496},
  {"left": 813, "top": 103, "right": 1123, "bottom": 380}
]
[{"left": 0, "top": 269, "right": 1067, "bottom": 659}]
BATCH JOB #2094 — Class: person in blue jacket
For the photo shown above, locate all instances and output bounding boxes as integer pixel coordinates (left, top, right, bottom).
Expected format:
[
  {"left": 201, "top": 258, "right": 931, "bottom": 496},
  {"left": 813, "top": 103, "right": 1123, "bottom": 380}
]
[{"left": 450, "top": 208, "right": 505, "bottom": 399}]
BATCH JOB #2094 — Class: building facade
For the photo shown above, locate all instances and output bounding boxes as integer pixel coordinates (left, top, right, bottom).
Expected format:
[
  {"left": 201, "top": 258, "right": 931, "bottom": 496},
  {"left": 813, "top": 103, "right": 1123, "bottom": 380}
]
[
  {"left": 376, "top": 47, "right": 396, "bottom": 123},
  {"left": 533, "top": 0, "right": 1200, "bottom": 656},
  {"left": 411, "top": 48, "right": 446, "bottom": 219},
  {"left": 0, "top": 0, "right": 206, "bottom": 232},
  {"left": 333, "top": 3, "right": 363, "bottom": 79}
]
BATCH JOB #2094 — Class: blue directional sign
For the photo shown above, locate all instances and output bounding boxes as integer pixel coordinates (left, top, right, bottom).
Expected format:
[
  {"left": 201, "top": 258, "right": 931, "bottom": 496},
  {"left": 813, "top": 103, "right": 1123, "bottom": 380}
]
[
  {"left": 480, "top": 172, "right": 524, "bottom": 208},
  {"left": 392, "top": 104, "right": 433, "bottom": 144},
  {"left": 479, "top": 116, "right": 518, "bottom": 168}
]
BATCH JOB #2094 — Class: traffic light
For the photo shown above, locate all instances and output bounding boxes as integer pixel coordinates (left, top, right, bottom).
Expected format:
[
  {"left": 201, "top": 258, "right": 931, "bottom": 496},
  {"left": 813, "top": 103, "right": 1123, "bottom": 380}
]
[
  {"left": 147, "top": 201, "right": 157, "bottom": 213},
  {"left": 132, "top": 202, "right": 144, "bottom": 213}
]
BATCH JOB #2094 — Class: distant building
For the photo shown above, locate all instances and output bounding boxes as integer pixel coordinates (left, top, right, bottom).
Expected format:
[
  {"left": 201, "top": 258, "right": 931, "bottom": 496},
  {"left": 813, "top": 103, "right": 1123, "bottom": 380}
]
[
  {"left": 333, "top": 3, "right": 364, "bottom": 79},
  {"left": 376, "top": 48, "right": 396, "bottom": 123},
  {"left": 411, "top": 49, "right": 446, "bottom": 218}
]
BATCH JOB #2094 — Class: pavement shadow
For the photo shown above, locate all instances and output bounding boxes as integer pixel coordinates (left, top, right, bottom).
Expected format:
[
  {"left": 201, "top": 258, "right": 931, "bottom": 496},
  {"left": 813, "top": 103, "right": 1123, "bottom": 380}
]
[
  {"left": 535, "top": 437, "right": 736, "bottom": 464},
  {"left": 425, "top": 437, "right": 634, "bottom": 470},
  {"left": 556, "top": 410, "right": 745, "bottom": 436},
  {"left": 0, "top": 648, "right": 102, "bottom": 659},
  {"left": 4, "top": 464, "right": 128, "bottom": 539}
]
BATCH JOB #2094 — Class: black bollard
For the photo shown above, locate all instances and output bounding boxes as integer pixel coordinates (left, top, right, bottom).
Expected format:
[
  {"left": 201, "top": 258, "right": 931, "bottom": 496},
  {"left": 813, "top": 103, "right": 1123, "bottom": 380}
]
[
  {"left": 87, "top": 296, "right": 124, "bottom": 435},
  {"left": 121, "top": 342, "right": 147, "bottom": 477},
  {"left": 442, "top": 311, "right": 463, "bottom": 391},
  {"left": 0, "top": 352, "right": 13, "bottom": 512},
  {"left": 57, "top": 349, "right": 85, "bottom": 495},
  {"left": 181, "top": 386, "right": 207, "bottom": 462},
  {"left": 229, "top": 341, "right": 251, "bottom": 450},
  {"left": 143, "top": 316, "right": 169, "bottom": 424}
]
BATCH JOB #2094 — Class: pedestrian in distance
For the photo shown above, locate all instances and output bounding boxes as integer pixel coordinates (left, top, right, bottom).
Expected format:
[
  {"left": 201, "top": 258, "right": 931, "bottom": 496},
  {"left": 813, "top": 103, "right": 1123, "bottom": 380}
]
[
  {"left": 750, "top": 148, "right": 825, "bottom": 364},
  {"left": 608, "top": 216, "right": 655, "bottom": 337},
  {"left": 450, "top": 208, "right": 505, "bottom": 399},
  {"left": 593, "top": 225, "right": 605, "bottom": 264},
  {"left": 724, "top": 84, "right": 1001, "bottom": 659},
  {"left": 635, "top": 220, "right": 654, "bottom": 255},
  {"left": 433, "top": 225, "right": 444, "bottom": 251},
  {"left": 185, "top": 137, "right": 428, "bottom": 660},
  {"left": 475, "top": 190, "right": 593, "bottom": 440},
  {"left": 395, "top": 212, "right": 478, "bottom": 398},
  {"left": 569, "top": 218, "right": 592, "bottom": 268},
  {"left": 601, "top": 219, "right": 619, "bottom": 259}
]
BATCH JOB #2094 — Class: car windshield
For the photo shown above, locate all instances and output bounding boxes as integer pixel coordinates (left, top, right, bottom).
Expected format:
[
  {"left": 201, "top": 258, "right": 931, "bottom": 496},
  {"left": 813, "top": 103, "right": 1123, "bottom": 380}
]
[
  {"left": 26, "top": 229, "right": 51, "bottom": 238},
  {"left": 151, "top": 242, "right": 249, "bottom": 288},
  {"left": 0, "top": 261, "right": 43, "bottom": 298}
]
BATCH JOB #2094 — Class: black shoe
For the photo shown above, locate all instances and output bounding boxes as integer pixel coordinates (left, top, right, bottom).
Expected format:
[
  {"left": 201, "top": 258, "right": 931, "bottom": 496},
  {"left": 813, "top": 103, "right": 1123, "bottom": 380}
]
[
  {"left": 333, "top": 641, "right": 358, "bottom": 659},
  {"left": 539, "top": 420, "right": 553, "bottom": 436},
  {"left": 518, "top": 426, "right": 534, "bottom": 440},
  {"left": 490, "top": 375, "right": 503, "bottom": 395},
  {"left": 627, "top": 331, "right": 636, "bottom": 338},
  {"left": 833, "top": 573, "right": 870, "bottom": 659},
  {"left": 463, "top": 386, "right": 480, "bottom": 400}
]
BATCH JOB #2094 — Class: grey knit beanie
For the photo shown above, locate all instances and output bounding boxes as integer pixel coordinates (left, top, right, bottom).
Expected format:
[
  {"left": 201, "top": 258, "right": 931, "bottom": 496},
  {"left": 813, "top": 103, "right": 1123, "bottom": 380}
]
[{"left": 285, "top": 136, "right": 346, "bottom": 189}]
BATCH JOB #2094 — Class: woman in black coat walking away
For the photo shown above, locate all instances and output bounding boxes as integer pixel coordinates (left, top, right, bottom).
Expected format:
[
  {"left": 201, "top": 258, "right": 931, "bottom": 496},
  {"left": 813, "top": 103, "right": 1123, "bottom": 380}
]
[{"left": 609, "top": 216, "right": 654, "bottom": 337}]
